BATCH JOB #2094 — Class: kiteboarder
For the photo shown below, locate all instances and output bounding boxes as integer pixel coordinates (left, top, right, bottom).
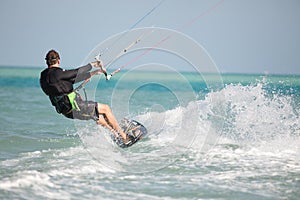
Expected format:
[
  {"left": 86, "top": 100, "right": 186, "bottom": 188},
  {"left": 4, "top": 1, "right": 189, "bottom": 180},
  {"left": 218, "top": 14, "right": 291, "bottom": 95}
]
[{"left": 40, "top": 49, "right": 129, "bottom": 143}]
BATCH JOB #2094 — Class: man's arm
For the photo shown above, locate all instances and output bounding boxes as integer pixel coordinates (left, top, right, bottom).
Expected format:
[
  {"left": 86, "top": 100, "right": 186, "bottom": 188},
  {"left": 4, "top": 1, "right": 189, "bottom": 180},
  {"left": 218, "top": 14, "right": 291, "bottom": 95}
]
[
  {"left": 74, "top": 64, "right": 93, "bottom": 83},
  {"left": 61, "top": 60, "right": 105, "bottom": 84},
  {"left": 59, "top": 64, "right": 92, "bottom": 83}
]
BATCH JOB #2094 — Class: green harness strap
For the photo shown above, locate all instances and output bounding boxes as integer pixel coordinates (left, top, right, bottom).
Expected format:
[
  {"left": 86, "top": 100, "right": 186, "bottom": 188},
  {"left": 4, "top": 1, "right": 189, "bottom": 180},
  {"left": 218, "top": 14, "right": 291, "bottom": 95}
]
[{"left": 67, "top": 92, "right": 80, "bottom": 111}]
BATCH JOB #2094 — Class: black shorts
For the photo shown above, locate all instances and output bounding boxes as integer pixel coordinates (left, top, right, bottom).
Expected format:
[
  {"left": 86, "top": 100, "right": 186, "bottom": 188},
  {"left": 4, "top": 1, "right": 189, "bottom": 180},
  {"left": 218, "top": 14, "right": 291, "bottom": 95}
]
[{"left": 64, "top": 95, "right": 99, "bottom": 121}]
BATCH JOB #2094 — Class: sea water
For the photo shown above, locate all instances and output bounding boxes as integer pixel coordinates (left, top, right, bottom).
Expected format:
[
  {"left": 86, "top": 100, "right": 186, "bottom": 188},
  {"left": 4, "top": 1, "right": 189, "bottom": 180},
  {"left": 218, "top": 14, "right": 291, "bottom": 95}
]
[{"left": 0, "top": 66, "right": 299, "bottom": 199}]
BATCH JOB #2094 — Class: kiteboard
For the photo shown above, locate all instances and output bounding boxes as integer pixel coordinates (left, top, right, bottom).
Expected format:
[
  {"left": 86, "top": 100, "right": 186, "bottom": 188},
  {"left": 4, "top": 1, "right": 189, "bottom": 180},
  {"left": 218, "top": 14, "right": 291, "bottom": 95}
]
[{"left": 112, "top": 118, "right": 148, "bottom": 148}]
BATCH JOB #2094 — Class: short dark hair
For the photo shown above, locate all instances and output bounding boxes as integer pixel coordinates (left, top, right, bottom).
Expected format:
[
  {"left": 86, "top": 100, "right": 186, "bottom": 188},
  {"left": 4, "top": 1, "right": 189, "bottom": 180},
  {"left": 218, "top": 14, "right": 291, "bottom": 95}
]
[{"left": 45, "top": 50, "right": 60, "bottom": 66}]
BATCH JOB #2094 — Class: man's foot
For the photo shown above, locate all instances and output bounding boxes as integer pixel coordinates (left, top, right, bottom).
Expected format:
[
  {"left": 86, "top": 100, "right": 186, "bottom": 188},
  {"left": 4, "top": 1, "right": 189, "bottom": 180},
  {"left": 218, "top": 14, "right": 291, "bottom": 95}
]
[
  {"left": 111, "top": 129, "right": 131, "bottom": 145},
  {"left": 123, "top": 134, "right": 135, "bottom": 145},
  {"left": 113, "top": 134, "right": 133, "bottom": 147},
  {"left": 117, "top": 130, "right": 128, "bottom": 143}
]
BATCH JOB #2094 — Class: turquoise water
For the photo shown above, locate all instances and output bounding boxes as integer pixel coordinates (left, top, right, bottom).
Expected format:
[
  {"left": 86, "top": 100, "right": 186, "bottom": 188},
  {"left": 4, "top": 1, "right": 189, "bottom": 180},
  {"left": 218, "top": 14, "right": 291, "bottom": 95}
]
[{"left": 0, "top": 66, "right": 299, "bottom": 199}]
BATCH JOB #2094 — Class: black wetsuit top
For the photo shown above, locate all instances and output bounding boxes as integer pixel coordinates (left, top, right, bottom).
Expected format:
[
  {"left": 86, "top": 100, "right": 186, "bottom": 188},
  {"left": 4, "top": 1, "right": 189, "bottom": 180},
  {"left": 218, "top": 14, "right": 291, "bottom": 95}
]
[
  {"left": 40, "top": 64, "right": 94, "bottom": 116},
  {"left": 40, "top": 64, "right": 92, "bottom": 97}
]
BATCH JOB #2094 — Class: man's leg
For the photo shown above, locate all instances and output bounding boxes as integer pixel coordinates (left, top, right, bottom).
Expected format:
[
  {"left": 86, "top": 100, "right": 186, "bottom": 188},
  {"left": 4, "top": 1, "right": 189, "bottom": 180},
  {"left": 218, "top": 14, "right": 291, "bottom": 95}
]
[
  {"left": 96, "top": 103, "right": 127, "bottom": 141},
  {"left": 96, "top": 115, "right": 120, "bottom": 138}
]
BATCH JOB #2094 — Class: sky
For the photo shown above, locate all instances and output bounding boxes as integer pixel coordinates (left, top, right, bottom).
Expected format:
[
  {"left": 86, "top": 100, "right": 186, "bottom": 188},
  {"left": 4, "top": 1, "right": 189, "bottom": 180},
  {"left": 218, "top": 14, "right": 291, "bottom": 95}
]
[{"left": 0, "top": 0, "right": 300, "bottom": 74}]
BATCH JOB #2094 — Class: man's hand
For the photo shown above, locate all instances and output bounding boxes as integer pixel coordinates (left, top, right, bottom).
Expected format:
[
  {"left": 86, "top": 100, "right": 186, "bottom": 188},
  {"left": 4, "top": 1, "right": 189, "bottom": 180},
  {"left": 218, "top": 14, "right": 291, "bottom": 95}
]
[
  {"left": 90, "top": 60, "right": 103, "bottom": 68},
  {"left": 90, "top": 69, "right": 111, "bottom": 80},
  {"left": 90, "top": 69, "right": 102, "bottom": 76},
  {"left": 90, "top": 59, "right": 111, "bottom": 80}
]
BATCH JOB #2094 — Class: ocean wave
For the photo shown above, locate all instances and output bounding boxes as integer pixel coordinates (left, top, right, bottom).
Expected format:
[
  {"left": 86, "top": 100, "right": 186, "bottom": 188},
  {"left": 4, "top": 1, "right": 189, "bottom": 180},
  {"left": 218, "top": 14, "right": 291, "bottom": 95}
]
[{"left": 78, "top": 80, "right": 300, "bottom": 174}]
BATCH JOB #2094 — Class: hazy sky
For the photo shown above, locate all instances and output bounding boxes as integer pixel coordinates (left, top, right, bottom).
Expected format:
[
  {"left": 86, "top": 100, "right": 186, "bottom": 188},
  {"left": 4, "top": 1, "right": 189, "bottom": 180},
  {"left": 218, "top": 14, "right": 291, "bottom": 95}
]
[{"left": 0, "top": 0, "right": 299, "bottom": 74}]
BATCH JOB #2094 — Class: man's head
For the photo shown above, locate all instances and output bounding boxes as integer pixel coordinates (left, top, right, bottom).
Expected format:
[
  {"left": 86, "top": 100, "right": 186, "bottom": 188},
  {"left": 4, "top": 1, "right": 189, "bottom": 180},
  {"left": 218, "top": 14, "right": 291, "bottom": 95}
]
[{"left": 45, "top": 50, "right": 60, "bottom": 67}]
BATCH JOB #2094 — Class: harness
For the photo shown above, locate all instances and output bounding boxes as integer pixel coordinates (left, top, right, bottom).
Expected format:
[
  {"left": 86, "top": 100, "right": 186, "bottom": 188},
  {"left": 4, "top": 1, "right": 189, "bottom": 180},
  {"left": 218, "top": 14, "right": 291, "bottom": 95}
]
[
  {"left": 50, "top": 91, "right": 80, "bottom": 115},
  {"left": 67, "top": 91, "right": 80, "bottom": 111}
]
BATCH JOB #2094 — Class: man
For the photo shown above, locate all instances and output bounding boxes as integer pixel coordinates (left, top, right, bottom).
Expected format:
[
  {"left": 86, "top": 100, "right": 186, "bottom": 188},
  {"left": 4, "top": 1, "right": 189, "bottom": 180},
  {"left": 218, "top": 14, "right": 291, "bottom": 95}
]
[{"left": 40, "top": 49, "right": 129, "bottom": 144}]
